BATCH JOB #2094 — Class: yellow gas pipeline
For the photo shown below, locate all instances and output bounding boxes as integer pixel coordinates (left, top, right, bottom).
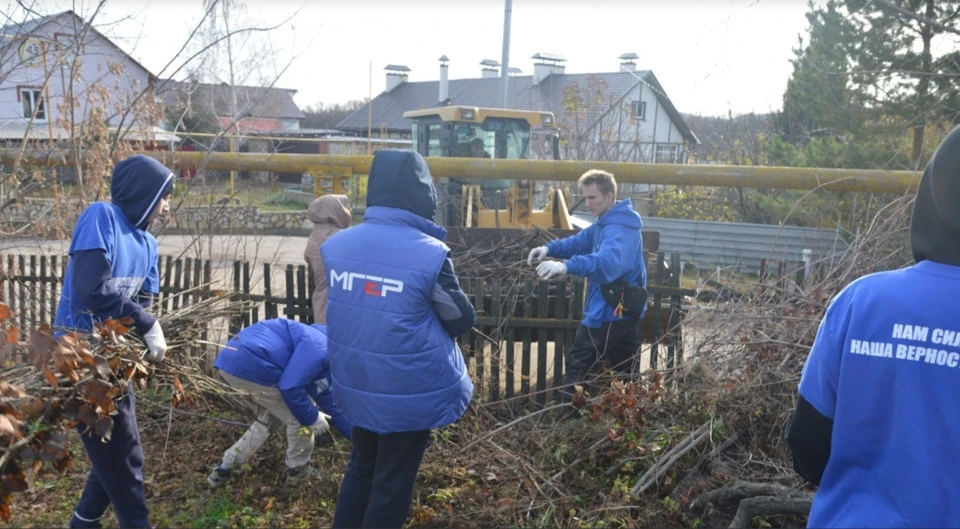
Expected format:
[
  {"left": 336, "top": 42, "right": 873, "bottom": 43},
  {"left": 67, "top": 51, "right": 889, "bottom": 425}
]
[{"left": 0, "top": 149, "right": 921, "bottom": 194}]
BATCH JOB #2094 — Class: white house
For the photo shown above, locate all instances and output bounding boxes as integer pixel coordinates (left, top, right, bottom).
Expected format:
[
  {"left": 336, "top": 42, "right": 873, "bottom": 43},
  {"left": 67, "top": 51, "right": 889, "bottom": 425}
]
[
  {"left": 0, "top": 10, "right": 177, "bottom": 144},
  {"left": 337, "top": 53, "right": 698, "bottom": 164}
]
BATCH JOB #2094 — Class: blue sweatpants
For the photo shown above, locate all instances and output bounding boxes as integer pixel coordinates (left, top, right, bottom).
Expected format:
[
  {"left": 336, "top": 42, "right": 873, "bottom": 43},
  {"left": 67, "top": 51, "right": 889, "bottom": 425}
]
[{"left": 70, "top": 391, "right": 151, "bottom": 529}]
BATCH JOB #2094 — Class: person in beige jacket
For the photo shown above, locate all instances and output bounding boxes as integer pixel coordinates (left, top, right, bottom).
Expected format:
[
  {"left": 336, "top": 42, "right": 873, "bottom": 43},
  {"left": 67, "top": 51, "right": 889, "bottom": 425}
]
[{"left": 304, "top": 194, "right": 351, "bottom": 325}]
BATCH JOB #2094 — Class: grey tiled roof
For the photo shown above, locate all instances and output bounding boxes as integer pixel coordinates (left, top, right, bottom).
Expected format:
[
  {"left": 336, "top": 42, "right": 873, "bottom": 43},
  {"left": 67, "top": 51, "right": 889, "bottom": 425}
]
[
  {"left": 0, "top": 11, "right": 156, "bottom": 81},
  {"left": 157, "top": 80, "right": 306, "bottom": 121},
  {"left": 0, "top": 15, "right": 48, "bottom": 50},
  {"left": 337, "top": 70, "right": 697, "bottom": 144}
]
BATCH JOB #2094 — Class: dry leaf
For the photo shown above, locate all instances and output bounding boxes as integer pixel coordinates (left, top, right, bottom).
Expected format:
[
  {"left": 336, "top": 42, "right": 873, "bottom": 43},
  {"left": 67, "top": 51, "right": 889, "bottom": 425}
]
[
  {"left": 53, "top": 345, "right": 80, "bottom": 382},
  {"left": 0, "top": 303, "right": 11, "bottom": 320},
  {"left": 0, "top": 414, "right": 20, "bottom": 438},
  {"left": 28, "top": 330, "right": 56, "bottom": 370},
  {"left": 94, "top": 416, "right": 113, "bottom": 442},
  {"left": 82, "top": 379, "right": 118, "bottom": 414},
  {"left": 43, "top": 366, "right": 58, "bottom": 388},
  {"left": 16, "top": 397, "right": 43, "bottom": 421},
  {"left": 102, "top": 319, "right": 130, "bottom": 336},
  {"left": 0, "top": 382, "right": 26, "bottom": 399},
  {"left": 77, "top": 403, "right": 99, "bottom": 427},
  {"left": 92, "top": 356, "right": 114, "bottom": 381},
  {"left": 6, "top": 326, "right": 19, "bottom": 345}
]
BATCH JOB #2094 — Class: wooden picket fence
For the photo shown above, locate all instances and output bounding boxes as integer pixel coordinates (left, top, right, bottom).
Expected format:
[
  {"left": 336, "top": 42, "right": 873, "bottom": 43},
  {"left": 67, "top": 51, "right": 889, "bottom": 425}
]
[{"left": 0, "top": 252, "right": 693, "bottom": 405}]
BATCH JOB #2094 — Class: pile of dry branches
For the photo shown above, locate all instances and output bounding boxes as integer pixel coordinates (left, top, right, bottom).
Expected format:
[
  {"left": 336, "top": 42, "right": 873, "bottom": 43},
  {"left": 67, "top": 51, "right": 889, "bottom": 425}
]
[
  {"left": 0, "top": 290, "right": 256, "bottom": 521},
  {"left": 408, "top": 197, "right": 915, "bottom": 528},
  {"left": 450, "top": 226, "right": 560, "bottom": 281},
  {"left": 0, "top": 311, "right": 156, "bottom": 521}
]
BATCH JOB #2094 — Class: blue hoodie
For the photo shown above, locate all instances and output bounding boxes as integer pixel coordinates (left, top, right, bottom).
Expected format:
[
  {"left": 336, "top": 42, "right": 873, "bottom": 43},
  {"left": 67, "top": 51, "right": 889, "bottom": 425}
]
[
  {"left": 321, "top": 149, "right": 475, "bottom": 434},
  {"left": 214, "top": 319, "right": 352, "bottom": 438},
  {"left": 545, "top": 199, "right": 647, "bottom": 327},
  {"left": 54, "top": 155, "right": 174, "bottom": 336}
]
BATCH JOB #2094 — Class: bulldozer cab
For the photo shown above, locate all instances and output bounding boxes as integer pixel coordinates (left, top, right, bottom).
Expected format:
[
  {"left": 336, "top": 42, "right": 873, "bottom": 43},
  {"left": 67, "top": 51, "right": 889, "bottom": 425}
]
[
  {"left": 403, "top": 106, "right": 570, "bottom": 248},
  {"left": 405, "top": 106, "right": 558, "bottom": 161}
]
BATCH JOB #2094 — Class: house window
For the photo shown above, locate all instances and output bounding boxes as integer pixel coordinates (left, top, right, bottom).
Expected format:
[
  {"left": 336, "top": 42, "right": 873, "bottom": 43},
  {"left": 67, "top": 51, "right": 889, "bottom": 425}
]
[
  {"left": 631, "top": 100, "right": 646, "bottom": 121},
  {"left": 655, "top": 144, "right": 681, "bottom": 164},
  {"left": 20, "top": 89, "right": 45, "bottom": 120}
]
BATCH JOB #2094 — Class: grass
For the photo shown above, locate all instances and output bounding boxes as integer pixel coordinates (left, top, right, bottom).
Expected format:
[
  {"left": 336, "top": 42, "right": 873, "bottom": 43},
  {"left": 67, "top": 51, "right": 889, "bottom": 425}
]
[{"left": 1, "top": 405, "right": 347, "bottom": 529}]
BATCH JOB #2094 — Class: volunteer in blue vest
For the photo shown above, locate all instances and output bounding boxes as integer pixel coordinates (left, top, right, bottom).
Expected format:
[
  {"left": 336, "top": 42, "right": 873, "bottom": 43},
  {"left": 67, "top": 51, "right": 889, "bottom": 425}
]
[
  {"left": 787, "top": 125, "right": 960, "bottom": 527},
  {"left": 53, "top": 154, "right": 173, "bottom": 529},
  {"left": 206, "top": 319, "right": 352, "bottom": 487},
  {"left": 321, "top": 149, "right": 476, "bottom": 529},
  {"left": 527, "top": 170, "right": 647, "bottom": 404}
]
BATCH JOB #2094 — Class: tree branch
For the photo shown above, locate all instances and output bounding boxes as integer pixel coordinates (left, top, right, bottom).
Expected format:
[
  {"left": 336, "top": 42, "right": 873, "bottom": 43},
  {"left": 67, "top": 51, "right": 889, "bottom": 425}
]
[{"left": 870, "top": 0, "right": 960, "bottom": 36}]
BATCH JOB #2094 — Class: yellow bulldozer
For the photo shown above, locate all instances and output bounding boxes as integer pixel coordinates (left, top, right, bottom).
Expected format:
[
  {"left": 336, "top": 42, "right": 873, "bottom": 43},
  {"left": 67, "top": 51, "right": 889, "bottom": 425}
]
[{"left": 402, "top": 105, "right": 580, "bottom": 247}]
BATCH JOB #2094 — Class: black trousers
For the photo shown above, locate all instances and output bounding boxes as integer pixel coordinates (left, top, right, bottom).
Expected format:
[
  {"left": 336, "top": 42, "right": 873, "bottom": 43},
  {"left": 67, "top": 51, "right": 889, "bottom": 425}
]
[
  {"left": 70, "top": 392, "right": 150, "bottom": 529},
  {"left": 561, "top": 318, "right": 642, "bottom": 399},
  {"left": 332, "top": 426, "right": 431, "bottom": 529}
]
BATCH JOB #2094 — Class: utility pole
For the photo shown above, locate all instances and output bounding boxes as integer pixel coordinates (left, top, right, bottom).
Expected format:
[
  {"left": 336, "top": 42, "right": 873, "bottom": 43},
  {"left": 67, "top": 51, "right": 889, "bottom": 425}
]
[{"left": 498, "top": 0, "right": 512, "bottom": 108}]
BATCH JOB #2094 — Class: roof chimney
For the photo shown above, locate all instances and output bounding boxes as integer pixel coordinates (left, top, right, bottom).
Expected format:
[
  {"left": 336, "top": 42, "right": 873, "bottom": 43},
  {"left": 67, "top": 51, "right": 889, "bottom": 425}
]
[
  {"left": 507, "top": 67, "right": 522, "bottom": 76},
  {"left": 384, "top": 64, "right": 410, "bottom": 92},
  {"left": 480, "top": 59, "right": 500, "bottom": 79},
  {"left": 439, "top": 55, "right": 449, "bottom": 103},
  {"left": 619, "top": 52, "right": 639, "bottom": 73},
  {"left": 532, "top": 52, "right": 566, "bottom": 86}
]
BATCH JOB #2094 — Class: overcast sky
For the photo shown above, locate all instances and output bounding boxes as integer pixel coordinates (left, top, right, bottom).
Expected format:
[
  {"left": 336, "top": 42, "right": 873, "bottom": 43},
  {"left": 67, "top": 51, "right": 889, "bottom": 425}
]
[{"left": 56, "top": 0, "right": 814, "bottom": 117}]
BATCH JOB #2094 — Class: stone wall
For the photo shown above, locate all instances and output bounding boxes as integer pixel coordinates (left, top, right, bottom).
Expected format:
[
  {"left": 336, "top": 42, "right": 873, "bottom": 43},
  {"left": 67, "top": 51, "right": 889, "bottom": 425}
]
[
  {"left": 175, "top": 206, "right": 311, "bottom": 232},
  {"left": 1, "top": 199, "right": 312, "bottom": 236}
]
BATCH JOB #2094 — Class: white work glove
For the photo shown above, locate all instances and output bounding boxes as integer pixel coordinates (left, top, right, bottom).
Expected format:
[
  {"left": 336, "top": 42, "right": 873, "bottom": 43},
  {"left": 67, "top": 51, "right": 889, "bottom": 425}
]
[
  {"left": 536, "top": 261, "right": 568, "bottom": 280},
  {"left": 527, "top": 246, "right": 549, "bottom": 266},
  {"left": 143, "top": 321, "right": 167, "bottom": 364},
  {"left": 308, "top": 412, "right": 331, "bottom": 435}
]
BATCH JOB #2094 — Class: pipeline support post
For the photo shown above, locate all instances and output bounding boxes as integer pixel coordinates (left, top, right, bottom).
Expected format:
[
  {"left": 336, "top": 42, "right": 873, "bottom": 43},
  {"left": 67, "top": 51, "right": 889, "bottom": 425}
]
[{"left": 311, "top": 165, "right": 353, "bottom": 197}]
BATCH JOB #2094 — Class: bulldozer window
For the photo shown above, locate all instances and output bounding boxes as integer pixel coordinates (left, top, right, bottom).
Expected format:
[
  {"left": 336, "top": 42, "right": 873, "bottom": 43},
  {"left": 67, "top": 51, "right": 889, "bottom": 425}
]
[
  {"left": 427, "top": 123, "right": 443, "bottom": 157},
  {"left": 450, "top": 118, "right": 531, "bottom": 159}
]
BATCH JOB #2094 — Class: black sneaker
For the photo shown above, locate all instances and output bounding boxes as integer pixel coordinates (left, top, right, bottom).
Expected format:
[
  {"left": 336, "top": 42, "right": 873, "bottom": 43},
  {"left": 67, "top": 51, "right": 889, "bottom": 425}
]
[
  {"left": 207, "top": 464, "right": 232, "bottom": 488},
  {"left": 285, "top": 465, "right": 317, "bottom": 483}
]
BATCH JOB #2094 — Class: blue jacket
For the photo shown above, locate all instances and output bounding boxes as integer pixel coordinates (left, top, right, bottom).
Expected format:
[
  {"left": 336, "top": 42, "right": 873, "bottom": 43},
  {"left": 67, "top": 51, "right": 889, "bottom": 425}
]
[
  {"left": 546, "top": 199, "right": 646, "bottom": 327},
  {"left": 54, "top": 155, "right": 174, "bottom": 336},
  {"left": 320, "top": 149, "right": 475, "bottom": 434},
  {"left": 214, "top": 319, "right": 352, "bottom": 438}
]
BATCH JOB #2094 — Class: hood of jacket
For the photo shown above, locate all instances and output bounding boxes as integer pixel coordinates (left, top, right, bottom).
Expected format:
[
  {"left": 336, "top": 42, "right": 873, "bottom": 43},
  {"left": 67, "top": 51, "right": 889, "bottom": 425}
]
[
  {"left": 366, "top": 149, "right": 437, "bottom": 221},
  {"left": 911, "top": 125, "right": 960, "bottom": 266},
  {"left": 308, "top": 194, "right": 351, "bottom": 227},
  {"left": 596, "top": 199, "right": 643, "bottom": 230},
  {"left": 110, "top": 154, "right": 175, "bottom": 230}
]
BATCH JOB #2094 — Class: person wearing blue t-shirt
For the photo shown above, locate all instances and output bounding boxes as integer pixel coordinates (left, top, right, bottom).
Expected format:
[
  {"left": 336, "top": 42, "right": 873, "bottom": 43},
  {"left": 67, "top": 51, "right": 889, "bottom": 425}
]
[
  {"left": 56, "top": 154, "right": 174, "bottom": 529},
  {"left": 206, "top": 319, "right": 353, "bottom": 488},
  {"left": 787, "top": 125, "right": 960, "bottom": 527}
]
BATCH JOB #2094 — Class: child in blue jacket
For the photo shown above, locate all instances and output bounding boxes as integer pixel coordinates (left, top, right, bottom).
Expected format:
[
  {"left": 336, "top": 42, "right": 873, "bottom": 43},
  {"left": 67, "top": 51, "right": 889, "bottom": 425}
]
[
  {"left": 207, "top": 319, "right": 351, "bottom": 487},
  {"left": 55, "top": 154, "right": 174, "bottom": 529}
]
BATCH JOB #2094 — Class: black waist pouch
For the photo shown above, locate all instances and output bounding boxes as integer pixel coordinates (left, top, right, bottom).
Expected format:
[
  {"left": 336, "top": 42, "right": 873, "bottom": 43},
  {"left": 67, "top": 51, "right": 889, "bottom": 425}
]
[{"left": 600, "top": 279, "right": 648, "bottom": 319}]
